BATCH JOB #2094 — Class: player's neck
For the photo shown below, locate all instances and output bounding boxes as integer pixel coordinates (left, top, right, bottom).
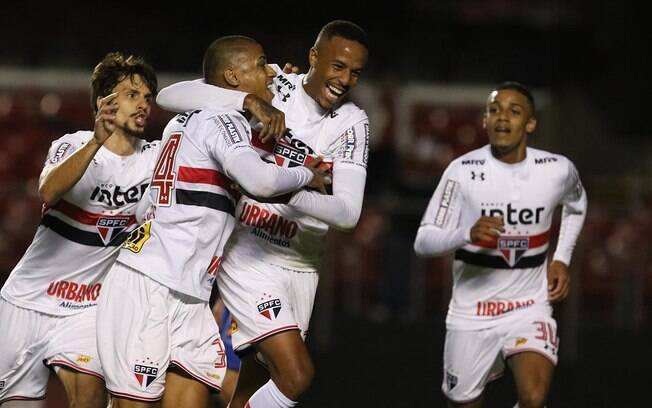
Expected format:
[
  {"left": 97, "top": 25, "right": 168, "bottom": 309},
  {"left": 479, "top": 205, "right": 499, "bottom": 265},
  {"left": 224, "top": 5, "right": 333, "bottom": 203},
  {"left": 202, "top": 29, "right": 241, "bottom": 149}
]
[
  {"left": 490, "top": 143, "right": 527, "bottom": 164},
  {"left": 103, "top": 130, "right": 139, "bottom": 156}
]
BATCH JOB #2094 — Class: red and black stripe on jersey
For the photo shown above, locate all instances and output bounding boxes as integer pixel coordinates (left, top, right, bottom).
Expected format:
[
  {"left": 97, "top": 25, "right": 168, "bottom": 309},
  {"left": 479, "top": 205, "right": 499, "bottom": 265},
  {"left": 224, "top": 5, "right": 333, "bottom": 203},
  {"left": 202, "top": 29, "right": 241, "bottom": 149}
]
[
  {"left": 175, "top": 166, "right": 238, "bottom": 216},
  {"left": 41, "top": 200, "right": 137, "bottom": 247}
]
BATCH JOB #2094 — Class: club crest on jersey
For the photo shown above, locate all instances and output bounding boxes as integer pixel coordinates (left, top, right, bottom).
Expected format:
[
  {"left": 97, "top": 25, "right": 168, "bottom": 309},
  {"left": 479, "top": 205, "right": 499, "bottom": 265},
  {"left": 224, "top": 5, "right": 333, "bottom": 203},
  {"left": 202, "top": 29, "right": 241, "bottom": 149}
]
[
  {"left": 257, "top": 298, "right": 282, "bottom": 320},
  {"left": 497, "top": 236, "right": 529, "bottom": 267},
  {"left": 96, "top": 216, "right": 130, "bottom": 245},
  {"left": 134, "top": 361, "right": 159, "bottom": 389},
  {"left": 445, "top": 371, "right": 458, "bottom": 390}
]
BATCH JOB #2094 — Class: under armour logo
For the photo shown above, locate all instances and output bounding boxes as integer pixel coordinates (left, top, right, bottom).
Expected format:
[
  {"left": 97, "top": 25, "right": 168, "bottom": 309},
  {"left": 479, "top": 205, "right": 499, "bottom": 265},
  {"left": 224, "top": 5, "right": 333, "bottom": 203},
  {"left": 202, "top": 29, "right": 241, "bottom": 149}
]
[{"left": 471, "top": 171, "right": 485, "bottom": 181}]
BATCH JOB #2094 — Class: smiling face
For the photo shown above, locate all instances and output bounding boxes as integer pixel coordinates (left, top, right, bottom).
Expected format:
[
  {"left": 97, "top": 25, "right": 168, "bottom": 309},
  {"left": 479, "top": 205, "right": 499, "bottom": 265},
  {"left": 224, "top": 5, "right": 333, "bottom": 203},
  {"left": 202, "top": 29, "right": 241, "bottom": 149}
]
[
  {"left": 483, "top": 88, "right": 537, "bottom": 163},
  {"left": 107, "top": 74, "right": 153, "bottom": 138},
  {"left": 303, "top": 35, "right": 368, "bottom": 110}
]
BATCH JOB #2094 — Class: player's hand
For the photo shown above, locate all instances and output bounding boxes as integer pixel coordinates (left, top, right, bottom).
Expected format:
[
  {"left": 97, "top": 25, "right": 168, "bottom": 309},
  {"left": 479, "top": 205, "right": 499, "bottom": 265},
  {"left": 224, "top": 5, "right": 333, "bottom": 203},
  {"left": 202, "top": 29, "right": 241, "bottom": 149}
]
[
  {"left": 282, "top": 62, "right": 301, "bottom": 74},
  {"left": 93, "top": 92, "right": 119, "bottom": 144},
  {"left": 548, "top": 260, "right": 571, "bottom": 303},
  {"left": 470, "top": 216, "right": 504, "bottom": 242},
  {"left": 243, "top": 94, "right": 286, "bottom": 143},
  {"left": 305, "top": 156, "right": 331, "bottom": 194}
]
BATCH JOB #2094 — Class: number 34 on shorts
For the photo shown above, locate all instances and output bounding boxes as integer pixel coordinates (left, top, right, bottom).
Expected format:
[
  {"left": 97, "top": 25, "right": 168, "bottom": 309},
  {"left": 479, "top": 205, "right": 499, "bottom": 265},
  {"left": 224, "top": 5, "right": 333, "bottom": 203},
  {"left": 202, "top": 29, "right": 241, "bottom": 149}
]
[{"left": 123, "top": 221, "right": 151, "bottom": 253}]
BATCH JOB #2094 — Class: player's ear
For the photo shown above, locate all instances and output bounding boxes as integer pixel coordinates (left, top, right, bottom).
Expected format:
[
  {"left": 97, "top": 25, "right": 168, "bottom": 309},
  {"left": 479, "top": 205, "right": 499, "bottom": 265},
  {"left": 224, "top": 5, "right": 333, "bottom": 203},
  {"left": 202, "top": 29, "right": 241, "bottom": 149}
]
[
  {"left": 308, "top": 47, "right": 318, "bottom": 68},
  {"left": 526, "top": 116, "right": 537, "bottom": 134},
  {"left": 224, "top": 68, "right": 239, "bottom": 87}
]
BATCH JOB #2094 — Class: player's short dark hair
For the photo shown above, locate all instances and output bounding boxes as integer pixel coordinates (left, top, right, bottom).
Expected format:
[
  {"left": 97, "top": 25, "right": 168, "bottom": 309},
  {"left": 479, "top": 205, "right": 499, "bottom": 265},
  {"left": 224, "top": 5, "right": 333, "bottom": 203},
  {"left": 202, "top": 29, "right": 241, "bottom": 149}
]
[
  {"left": 203, "top": 35, "right": 259, "bottom": 85},
  {"left": 316, "top": 20, "right": 369, "bottom": 49},
  {"left": 493, "top": 81, "right": 535, "bottom": 112},
  {"left": 90, "top": 52, "right": 157, "bottom": 114}
]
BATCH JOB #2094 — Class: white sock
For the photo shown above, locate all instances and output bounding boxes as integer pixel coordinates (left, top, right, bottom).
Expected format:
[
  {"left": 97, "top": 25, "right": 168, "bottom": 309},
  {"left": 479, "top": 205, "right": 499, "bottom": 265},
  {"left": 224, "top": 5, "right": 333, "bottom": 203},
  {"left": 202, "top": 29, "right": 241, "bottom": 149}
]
[{"left": 245, "top": 380, "right": 298, "bottom": 408}]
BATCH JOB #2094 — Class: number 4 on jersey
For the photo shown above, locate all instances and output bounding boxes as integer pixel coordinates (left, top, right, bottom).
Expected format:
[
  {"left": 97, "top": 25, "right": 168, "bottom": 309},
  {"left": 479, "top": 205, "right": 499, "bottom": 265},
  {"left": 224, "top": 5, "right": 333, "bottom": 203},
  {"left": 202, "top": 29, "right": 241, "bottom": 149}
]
[{"left": 151, "top": 132, "right": 183, "bottom": 206}]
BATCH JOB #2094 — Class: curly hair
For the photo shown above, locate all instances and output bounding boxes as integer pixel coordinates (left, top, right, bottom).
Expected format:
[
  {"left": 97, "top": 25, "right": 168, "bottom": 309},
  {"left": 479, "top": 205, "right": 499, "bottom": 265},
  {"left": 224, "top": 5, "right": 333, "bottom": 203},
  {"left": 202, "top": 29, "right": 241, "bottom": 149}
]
[{"left": 90, "top": 52, "right": 157, "bottom": 114}]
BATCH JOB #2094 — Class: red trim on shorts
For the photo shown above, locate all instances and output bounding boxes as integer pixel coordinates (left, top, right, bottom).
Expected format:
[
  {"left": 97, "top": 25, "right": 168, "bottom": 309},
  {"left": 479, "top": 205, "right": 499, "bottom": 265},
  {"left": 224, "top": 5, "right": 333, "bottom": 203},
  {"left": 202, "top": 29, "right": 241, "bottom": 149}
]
[
  {"left": 169, "top": 360, "right": 223, "bottom": 392},
  {"left": 107, "top": 389, "right": 163, "bottom": 402},
  {"left": 0, "top": 394, "right": 46, "bottom": 404},
  {"left": 504, "top": 348, "right": 557, "bottom": 366},
  {"left": 48, "top": 359, "right": 105, "bottom": 380},
  {"left": 243, "top": 325, "right": 300, "bottom": 347}
]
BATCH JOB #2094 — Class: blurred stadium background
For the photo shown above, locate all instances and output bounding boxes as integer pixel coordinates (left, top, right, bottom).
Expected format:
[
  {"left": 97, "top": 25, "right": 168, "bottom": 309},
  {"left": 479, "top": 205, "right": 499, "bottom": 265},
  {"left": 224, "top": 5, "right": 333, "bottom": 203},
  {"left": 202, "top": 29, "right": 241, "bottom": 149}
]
[{"left": 1, "top": 1, "right": 649, "bottom": 407}]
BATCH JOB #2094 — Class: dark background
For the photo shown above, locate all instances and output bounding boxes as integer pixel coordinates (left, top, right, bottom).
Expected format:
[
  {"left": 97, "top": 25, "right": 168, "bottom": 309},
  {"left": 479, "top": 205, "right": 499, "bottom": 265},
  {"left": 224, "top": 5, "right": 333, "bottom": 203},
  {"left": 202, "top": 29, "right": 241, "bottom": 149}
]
[{"left": 1, "top": 1, "right": 650, "bottom": 406}]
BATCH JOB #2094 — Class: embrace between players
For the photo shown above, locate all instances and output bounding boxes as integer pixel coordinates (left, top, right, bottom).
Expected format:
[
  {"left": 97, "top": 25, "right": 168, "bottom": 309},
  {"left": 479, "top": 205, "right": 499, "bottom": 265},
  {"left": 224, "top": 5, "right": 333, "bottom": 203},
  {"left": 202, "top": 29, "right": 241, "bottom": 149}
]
[{"left": 0, "top": 19, "right": 585, "bottom": 408}]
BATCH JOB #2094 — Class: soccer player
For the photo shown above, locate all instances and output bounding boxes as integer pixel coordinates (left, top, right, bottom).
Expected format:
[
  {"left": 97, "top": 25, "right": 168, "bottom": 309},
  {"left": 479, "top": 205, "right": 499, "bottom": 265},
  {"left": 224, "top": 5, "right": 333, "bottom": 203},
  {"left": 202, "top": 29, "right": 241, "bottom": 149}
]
[
  {"left": 0, "top": 52, "right": 159, "bottom": 408},
  {"left": 414, "top": 82, "right": 588, "bottom": 408},
  {"left": 155, "top": 20, "right": 370, "bottom": 408},
  {"left": 95, "top": 35, "right": 328, "bottom": 408}
]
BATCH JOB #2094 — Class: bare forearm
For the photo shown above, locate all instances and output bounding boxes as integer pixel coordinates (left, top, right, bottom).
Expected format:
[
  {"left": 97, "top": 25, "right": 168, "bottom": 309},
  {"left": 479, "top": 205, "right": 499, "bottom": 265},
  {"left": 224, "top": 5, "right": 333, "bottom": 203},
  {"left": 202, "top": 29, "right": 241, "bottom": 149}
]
[{"left": 39, "top": 139, "right": 102, "bottom": 205}]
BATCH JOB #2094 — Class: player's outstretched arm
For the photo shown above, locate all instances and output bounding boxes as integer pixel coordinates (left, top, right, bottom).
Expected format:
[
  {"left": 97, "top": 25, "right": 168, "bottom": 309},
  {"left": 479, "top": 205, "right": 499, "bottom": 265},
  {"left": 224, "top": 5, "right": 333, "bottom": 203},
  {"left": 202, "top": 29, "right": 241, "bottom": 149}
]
[
  {"left": 223, "top": 148, "right": 315, "bottom": 198},
  {"left": 39, "top": 93, "right": 118, "bottom": 206}
]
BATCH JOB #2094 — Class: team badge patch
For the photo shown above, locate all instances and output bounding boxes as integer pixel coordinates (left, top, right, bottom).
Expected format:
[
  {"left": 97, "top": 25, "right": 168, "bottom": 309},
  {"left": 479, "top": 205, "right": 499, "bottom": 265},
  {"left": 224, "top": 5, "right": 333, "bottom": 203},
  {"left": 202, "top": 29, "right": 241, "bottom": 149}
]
[
  {"left": 257, "top": 298, "right": 282, "bottom": 320},
  {"left": 123, "top": 221, "right": 151, "bottom": 253},
  {"left": 134, "top": 360, "right": 159, "bottom": 389},
  {"left": 96, "top": 216, "right": 130, "bottom": 245},
  {"left": 497, "top": 236, "right": 529, "bottom": 267}
]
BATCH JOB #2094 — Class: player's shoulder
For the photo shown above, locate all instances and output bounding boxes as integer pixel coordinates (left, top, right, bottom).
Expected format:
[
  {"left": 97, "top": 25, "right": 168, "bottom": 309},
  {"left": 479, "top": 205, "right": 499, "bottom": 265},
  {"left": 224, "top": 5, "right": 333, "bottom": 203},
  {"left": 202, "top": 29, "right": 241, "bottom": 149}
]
[
  {"left": 330, "top": 100, "right": 368, "bottom": 126},
  {"left": 449, "top": 145, "right": 490, "bottom": 170},
  {"left": 528, "top": 147, "right": 573, "bottom": 169},
  {"left": 53, "top": 130, "right": 93, "bottom": 145}
]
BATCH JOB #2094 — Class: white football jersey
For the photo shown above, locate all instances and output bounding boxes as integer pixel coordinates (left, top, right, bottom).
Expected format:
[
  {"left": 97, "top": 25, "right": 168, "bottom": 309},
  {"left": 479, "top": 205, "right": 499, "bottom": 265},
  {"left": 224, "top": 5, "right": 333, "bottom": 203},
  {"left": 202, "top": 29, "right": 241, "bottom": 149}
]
[
  {"left": 223, "top": 71, "right": 370, "bottom": 271},
  {"left": 1, "top": 131, "right": 159, "bottom": 316},
  {"left": 418, "top": 145, "right": 587, "bottom": 330},
  {"left": 117, "top": 109, "right": 265, "bottom": 301}
]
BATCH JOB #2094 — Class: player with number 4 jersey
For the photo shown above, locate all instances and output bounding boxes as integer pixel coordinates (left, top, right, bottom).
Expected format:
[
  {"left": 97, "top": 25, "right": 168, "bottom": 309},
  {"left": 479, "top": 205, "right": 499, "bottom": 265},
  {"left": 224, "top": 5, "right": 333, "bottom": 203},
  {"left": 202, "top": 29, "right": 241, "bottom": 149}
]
[{"left": 95, "top": 36, "right": 327, "bottom": 407}]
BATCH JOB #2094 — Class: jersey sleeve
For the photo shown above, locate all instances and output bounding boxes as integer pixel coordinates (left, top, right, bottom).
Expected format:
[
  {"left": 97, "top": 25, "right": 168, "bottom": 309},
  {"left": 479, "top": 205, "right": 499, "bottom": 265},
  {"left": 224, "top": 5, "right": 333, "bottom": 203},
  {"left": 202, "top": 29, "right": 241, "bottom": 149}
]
[
  {"left": 208, "top": 113, "right": 313, "bottom": 197},
  {"left": 327, "top": 115, "right": 370, "bottom": 172},
  {"left": 156, "top": 79, "right": 247, "bottom": 113},
  {"left": 287, "top": 165, "right": 366, "bottom": 230},
  {"left": 414, "top": 163, "right": 471, "bottom": 256},
  {"left": 552, "top": 159, "right": 588, "bottom": 265},
  {"left": 42, "top": 133, "right": 85, "bottom": 170}
]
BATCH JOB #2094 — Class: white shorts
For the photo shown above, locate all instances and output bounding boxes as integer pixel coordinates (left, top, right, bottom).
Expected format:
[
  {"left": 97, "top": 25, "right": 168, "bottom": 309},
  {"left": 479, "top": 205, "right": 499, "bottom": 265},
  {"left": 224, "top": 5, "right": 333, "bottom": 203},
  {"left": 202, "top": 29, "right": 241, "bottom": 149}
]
[
  {"left": 217, "top": 257, "right": 319, "bottom": 352},
  {"left": 442, "top": 312, "right": 558, "bottom": 403},
  {"left": 96, "top": 262, "right": 226, "bottom": 402},
  {"left": 0, "top": 297, "right": 102, "bottom": 404}
]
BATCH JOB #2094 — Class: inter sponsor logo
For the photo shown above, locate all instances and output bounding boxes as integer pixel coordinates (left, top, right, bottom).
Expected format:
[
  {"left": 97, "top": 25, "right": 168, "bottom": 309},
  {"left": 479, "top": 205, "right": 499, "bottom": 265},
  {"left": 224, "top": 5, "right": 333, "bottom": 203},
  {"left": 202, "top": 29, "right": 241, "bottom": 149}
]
[
  {"left": 476, "top": 299, "right": 535, "bottom": 316},
  {"left": 434, "top": 180, "right": 457, "bottom": 227},
  {"left": 96, "top": 216, "right": 130, "bottom": 245},
  {"left": 481, "top": 203, "right": 544, "bottom": 225},
  {"left": 257, "top": 298, "right": 282, "bottom": 320},
  {"left": 47, "top": 280, "right": 101, "bottom": 302},
  {"left": 90, "top": 183, "right": 149, "bottom": 207},
  {"left": 134, "top": 362, "right": 159, "bottom": 389}
]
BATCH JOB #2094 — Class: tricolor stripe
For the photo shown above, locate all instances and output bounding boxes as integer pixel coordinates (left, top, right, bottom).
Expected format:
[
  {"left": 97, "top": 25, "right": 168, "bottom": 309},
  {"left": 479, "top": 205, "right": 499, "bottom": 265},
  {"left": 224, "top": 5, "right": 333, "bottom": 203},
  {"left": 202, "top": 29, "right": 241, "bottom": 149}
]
[
  {"left": 177, "top": 166, "right": 239, "bottom": 198},
  {"left": 454, "top": 250, "right": 547, "bottom": 269},
  {"left": 48, "top": 200, "right": 137, "bottom": 226},
  {"left": 41, "top": 215, "right": 130, "bottom": 247},
  {"left": 471, "top": 229, "right": 551, "bottom": 249},
  {"left": 175, "top": 190, "right": 235, "bottom": 216}
]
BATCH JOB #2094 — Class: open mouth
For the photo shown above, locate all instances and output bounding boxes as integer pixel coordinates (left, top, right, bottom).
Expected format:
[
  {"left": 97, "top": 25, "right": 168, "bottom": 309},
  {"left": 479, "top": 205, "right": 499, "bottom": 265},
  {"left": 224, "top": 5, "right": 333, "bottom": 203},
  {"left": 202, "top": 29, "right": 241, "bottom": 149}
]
[
  {"left": 133, "top": 114, "right": 147, "bottom": 127},
  {"left": 326, "top": 84, "right": 346, "bottom": 100}
]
